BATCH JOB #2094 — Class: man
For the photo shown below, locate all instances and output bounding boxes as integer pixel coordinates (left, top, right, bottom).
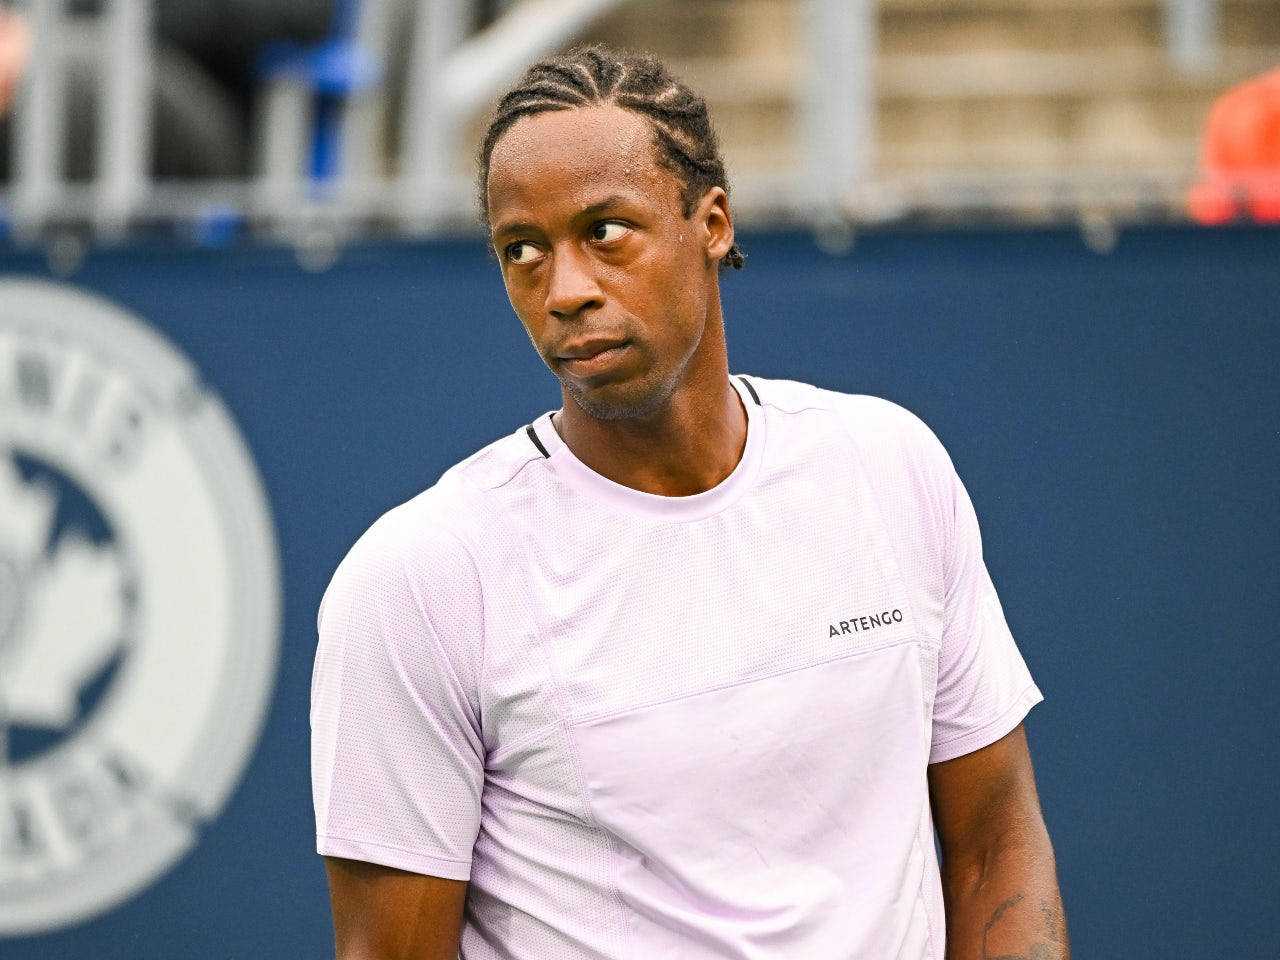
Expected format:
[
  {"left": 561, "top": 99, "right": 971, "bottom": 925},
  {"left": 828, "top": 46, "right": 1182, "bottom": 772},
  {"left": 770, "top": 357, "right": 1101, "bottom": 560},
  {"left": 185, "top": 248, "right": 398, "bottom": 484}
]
[{"left": 312, "top": 45, "right": 1069, "bottom": 960}]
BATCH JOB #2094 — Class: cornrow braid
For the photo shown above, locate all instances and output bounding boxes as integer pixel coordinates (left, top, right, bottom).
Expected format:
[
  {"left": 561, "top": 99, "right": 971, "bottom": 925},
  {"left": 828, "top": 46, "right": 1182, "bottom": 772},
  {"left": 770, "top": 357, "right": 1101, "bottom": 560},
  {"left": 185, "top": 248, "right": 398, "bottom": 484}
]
[{"left": 478, "top": 45, "right": 745, "bottom": 271}]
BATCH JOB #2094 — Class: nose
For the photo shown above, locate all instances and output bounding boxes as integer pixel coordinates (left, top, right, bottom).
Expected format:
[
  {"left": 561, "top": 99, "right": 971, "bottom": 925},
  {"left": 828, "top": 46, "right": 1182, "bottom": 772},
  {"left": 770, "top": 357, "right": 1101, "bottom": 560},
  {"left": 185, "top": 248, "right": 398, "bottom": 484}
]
[{"left": 545, "top": 243, "right": 604, "bottom": 320}]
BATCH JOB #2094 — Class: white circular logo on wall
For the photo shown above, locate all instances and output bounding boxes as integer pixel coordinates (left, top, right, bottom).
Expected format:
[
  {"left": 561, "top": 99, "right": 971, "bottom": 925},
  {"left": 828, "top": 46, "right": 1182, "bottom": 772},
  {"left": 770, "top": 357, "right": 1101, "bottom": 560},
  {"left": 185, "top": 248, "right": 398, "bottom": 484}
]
[{"left": 0, "top": 279, "right": 281, "bottom": 935}]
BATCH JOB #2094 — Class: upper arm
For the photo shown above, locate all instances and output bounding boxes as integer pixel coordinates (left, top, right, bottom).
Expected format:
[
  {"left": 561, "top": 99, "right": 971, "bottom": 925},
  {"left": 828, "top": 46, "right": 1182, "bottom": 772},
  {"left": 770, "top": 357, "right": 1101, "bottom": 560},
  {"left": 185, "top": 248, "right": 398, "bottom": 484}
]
[
  {"left": 326, "top": 857, "right": 468, "bottom": 960},
  {"left": 927, "top": 723, "right": 1050, "bottom": 871},
  {"left": 926, "top": 423, "right": 1043, "bottom": 764},
  {"left": 312, "top": 517, "right": 485, "bottom": 878}
]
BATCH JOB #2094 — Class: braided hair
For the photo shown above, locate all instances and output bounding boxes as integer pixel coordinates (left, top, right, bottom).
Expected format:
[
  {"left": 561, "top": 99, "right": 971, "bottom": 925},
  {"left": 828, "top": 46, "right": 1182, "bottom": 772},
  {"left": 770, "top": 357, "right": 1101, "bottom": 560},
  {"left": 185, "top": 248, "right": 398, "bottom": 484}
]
[{"left": 478, "top": 45, "right": 745, "bottom": 270}]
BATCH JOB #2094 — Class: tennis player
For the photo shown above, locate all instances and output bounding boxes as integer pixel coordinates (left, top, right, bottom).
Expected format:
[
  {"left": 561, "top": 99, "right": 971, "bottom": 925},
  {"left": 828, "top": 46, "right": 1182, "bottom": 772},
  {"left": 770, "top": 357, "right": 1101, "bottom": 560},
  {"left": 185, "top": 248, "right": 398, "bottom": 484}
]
[{"left": 312, "top": 46, "right": 1069, "bottom": 960}]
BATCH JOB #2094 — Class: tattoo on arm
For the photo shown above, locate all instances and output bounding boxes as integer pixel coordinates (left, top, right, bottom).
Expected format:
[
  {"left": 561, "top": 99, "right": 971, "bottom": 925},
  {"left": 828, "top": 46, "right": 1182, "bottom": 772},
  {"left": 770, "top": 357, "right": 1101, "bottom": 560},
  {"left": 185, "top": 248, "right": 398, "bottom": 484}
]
[{"left": 982, "top": 892, "right": 1066, "bottom": 960}]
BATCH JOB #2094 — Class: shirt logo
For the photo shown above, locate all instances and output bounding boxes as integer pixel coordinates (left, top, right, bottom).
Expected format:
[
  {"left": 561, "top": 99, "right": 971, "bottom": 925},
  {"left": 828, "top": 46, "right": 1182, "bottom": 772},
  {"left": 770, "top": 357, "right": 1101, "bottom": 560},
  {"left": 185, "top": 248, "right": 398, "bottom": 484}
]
[{"left": 829, "top": 609, "right": 904, "bottom": 638}]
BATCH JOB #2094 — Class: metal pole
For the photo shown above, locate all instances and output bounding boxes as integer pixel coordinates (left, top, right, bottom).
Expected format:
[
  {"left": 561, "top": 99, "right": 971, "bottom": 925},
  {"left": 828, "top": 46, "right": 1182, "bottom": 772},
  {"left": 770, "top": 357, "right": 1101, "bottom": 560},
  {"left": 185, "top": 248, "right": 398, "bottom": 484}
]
[
  {"left": 441, "top": 0, "right": 625, "bottom": 119},
  {"left": 1166, "top": 0, "right": 1219, "bottom": 74},
  {"left": 12, "top": 0, "right": 64, "bottom": 237},
  {"left": 801, "top": 0, "right": 876, "bottom": 217},
  {"left": 399, "top": 0, "right": 471, "bottom": 228},
  {"left": 95, "top": 0, "right": 153, "bottom": 238},
  {"left": 338, "top": 0, "right": 394, "bottom": 194},
  {"left": 254, "top": 77, "right": 311, "bottom": 224}
]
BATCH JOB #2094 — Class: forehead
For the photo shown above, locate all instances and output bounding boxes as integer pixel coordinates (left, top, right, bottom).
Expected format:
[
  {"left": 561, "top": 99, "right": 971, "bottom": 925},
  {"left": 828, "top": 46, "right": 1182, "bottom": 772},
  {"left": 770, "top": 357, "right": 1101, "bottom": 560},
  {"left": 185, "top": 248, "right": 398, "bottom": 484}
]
[{"left": 486, "top": 103, "right": 681, "bottom": 228}]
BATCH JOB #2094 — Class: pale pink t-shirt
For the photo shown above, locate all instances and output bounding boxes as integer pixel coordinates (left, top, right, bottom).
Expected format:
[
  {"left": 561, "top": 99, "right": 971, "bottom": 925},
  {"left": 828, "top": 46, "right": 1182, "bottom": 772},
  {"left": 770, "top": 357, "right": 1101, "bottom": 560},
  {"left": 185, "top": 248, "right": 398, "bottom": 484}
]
[{"left": 311, "top": 376, "right": 1042, "bottom": 959}]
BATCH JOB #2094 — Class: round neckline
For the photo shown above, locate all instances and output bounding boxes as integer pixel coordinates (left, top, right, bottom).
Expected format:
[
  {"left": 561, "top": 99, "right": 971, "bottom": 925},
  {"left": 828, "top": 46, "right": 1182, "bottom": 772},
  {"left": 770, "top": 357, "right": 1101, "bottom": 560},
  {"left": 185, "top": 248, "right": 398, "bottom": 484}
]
[{"left": 529, "top": 376, "right": 765, "bottom": 522}]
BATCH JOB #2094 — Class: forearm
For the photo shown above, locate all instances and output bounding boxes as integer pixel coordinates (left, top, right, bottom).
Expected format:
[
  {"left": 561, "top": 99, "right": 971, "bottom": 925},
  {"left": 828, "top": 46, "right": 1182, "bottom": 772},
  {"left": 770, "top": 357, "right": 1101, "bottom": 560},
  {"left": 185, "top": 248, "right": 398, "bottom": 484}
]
[{"left": 941, "top": 836, "right": 1069, "bottom": 960}]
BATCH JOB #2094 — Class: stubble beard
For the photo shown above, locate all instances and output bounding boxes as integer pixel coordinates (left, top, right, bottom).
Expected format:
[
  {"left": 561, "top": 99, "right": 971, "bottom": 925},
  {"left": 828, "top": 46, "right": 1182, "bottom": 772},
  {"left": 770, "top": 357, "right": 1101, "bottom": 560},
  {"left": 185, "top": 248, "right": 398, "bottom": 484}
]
[
  {"left": 559, "top": 366, "right": 679, "bottom": 422},
  {"left": 552, "top": 309, "right": 709, "bottom": 423}
]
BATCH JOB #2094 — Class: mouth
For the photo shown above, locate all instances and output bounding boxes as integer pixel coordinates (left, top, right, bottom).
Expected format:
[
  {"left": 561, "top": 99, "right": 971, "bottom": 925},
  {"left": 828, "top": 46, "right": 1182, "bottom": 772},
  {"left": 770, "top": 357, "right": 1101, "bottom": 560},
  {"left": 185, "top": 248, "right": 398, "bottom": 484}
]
[{"left": 555, "top": 339, "right": 632, "bottom": 377}]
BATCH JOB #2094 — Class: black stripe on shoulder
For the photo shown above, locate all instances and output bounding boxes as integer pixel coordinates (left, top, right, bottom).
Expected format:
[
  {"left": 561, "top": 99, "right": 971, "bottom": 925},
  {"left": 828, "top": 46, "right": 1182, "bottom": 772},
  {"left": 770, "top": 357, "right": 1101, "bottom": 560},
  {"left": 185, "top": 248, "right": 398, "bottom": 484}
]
[
  {"left": 525, "top": 424, "right": 550, "bottom": 459},
  {"left": 738, "top": 376, "right": 762, "bottom": 406}
]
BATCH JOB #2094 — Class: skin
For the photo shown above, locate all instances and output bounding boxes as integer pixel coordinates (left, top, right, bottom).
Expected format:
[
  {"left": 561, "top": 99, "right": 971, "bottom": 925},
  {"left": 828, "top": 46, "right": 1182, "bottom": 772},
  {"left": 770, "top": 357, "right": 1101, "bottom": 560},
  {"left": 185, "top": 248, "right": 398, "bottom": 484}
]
[
  {"left": 325, "top": 858, "right": 466, "bottom": 960},
  {"left": 929, "top": 724, "right": 1070, "bottom": 959},
  {"left": 324, "top": 102, "right": 1069, "bottom": 959},
  {"left": 486, "top": 103, "right": 744, "bottom": 496}
]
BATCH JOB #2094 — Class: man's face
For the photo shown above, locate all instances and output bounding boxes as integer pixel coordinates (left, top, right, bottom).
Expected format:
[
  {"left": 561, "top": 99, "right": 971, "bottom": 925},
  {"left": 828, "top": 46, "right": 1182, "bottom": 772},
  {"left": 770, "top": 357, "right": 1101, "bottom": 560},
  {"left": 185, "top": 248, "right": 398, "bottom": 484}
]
[{"left": 486, "top": 104, "right": 729, "bottom": 421}]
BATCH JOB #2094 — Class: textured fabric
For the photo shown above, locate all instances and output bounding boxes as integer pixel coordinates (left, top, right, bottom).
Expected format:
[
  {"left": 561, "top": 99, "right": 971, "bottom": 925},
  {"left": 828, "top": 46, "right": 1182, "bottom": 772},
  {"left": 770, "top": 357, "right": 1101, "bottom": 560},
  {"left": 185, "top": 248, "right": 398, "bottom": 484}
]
[{"left": 311, "top": 376, "right": 1043, "bottom": 959}]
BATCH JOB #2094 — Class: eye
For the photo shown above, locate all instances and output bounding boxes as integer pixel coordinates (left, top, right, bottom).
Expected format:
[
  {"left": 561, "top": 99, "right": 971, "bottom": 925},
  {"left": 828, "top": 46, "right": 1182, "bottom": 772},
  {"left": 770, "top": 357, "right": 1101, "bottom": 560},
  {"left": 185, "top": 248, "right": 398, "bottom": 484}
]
[
  {"left": 591, "top": 221, "right": 630, "bottom": 243},
  {"left": 505, "top": 241, "right": 542, "bottom": 265}
]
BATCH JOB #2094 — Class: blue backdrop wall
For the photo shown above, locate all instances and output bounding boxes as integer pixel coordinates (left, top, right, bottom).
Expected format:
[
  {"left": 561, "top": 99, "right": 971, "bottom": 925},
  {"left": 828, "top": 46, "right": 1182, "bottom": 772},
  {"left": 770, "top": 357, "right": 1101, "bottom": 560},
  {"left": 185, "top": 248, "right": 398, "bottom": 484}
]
[{"left": 1, "top": 224, "right": 1276, "bottom": 957}]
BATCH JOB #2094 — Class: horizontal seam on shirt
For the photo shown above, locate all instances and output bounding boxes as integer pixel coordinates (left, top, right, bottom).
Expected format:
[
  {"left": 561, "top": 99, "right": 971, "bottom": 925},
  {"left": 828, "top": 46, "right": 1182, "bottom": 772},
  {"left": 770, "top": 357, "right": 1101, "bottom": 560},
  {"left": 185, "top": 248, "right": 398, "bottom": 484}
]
[
  {"left": 930, "top": 681, "right": 1042, "bottom": 751},
  {"left": 318, "top": 834, "right": 471, "bottom": 862},
  {"left": 570, "top": 634, "right": 931, "bottom": 726}
]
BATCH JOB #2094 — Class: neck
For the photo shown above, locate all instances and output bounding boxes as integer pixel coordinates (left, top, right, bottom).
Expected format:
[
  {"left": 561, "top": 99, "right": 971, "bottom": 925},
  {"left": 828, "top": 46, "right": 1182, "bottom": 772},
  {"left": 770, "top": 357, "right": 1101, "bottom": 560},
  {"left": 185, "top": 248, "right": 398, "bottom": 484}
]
[{"left": 553, "top": 325, "right": 747, "bottom": 498}]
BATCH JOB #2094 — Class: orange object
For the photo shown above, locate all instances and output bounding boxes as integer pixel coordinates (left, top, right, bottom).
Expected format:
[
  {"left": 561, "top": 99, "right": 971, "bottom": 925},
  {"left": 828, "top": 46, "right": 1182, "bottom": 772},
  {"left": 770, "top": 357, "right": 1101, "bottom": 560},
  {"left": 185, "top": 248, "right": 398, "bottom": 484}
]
[
  {"left": 1187, "top": 66, "right": 1280, "bottom": 224},
  {"left": 0, "top": 8, "right": 32, "bottom": 117}
]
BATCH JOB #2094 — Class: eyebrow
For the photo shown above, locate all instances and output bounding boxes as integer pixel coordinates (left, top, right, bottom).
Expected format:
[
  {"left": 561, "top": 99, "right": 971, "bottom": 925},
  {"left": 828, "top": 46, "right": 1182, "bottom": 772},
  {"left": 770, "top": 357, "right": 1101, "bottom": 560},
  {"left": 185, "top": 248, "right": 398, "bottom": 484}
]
[
  {"left": 577, "top": 195, "right": 631, "bottom": 218},
  {"left": 491, "top": 194, "right": 633, "bottom": 240},
  {"left": 491, "top": 219, "right": 538, "bottom": 242}
]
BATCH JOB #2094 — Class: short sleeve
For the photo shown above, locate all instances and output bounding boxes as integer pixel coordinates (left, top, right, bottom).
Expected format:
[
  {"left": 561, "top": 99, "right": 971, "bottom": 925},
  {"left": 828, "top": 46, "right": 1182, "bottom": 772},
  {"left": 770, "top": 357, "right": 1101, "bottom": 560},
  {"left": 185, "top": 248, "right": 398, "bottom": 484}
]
[
  {"left": 928, "top": 468, "right": 1043, "bottom": 764},
  {"left": 311, "top": 509, "right": 485, "bottom": 879}
]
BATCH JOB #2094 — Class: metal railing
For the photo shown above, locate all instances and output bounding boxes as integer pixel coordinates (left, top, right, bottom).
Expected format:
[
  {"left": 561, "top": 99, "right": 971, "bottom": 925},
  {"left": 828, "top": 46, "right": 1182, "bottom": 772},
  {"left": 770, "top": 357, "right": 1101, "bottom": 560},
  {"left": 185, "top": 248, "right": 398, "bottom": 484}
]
[{"left": 0, "top": 0, "right": 1237, "bottom": 249}]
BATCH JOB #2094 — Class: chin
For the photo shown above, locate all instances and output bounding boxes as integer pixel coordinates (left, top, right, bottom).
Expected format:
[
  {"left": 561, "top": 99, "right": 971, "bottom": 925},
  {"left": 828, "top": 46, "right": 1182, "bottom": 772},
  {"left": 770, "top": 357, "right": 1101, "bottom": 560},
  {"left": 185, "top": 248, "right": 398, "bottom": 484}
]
[{"left": 563, "top": 373, "right": 676, "bottom": 422}]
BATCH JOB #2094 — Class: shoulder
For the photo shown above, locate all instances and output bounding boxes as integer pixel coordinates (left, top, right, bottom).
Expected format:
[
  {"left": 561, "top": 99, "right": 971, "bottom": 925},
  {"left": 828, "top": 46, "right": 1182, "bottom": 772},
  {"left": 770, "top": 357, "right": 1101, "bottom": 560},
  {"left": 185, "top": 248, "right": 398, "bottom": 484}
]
[
  {"left": 743, "top": 375, "right": 965, "bottom": 568},
  {"left": 743, "top": 375, "right": 960, "bottom": 541},
  {"left": 743, "top": 375, "right": 954, "bottom": 473},
  {"left": 344, "top": 422, "right": 544, "bottom": 557},
  {"left": 319, "top": 423, "right": 545, "bottom": 631}
]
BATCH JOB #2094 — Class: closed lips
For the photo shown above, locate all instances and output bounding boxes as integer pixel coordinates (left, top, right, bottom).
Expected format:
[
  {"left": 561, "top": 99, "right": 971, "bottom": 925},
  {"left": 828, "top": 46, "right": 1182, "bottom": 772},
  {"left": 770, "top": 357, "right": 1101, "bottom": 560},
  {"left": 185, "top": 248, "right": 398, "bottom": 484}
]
[{"left": 557, "top": 339, "right": 628, "bottom": 360}]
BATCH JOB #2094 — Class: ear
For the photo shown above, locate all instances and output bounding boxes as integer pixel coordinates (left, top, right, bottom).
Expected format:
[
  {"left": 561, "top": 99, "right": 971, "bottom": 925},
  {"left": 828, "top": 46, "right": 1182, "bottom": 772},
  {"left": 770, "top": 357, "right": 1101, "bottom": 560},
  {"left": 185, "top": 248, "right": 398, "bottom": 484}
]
[{"left": 694, "top": 186, "right": 734, "bottom": 266}]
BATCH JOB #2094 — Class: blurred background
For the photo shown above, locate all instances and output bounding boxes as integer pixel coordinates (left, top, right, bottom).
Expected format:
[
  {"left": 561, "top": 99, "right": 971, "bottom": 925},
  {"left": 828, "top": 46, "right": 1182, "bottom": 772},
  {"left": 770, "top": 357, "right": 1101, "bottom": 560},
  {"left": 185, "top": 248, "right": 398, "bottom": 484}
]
[
  {"left": 0, "top": 0, "right": 1276, "bottom": 957},
  {"left": 1, "top": 0, "right": 1278, "bottom": 236}
]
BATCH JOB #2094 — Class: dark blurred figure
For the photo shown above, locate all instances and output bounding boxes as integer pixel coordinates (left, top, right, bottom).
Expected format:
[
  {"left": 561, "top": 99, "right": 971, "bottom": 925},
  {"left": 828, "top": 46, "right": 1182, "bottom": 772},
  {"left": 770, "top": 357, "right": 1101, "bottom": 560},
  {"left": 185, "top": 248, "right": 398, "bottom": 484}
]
[{"left": 147, "top": 0, "right": 334, "bottom": 174}]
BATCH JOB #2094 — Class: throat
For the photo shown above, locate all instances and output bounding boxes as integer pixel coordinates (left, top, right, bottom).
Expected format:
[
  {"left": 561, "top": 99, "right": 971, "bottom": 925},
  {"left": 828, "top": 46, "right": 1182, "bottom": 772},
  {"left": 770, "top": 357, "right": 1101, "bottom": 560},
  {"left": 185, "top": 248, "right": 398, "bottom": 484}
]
[{"left": 555, "top": 380, "right": 748, "bottom": 496}]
